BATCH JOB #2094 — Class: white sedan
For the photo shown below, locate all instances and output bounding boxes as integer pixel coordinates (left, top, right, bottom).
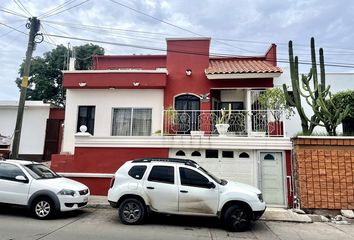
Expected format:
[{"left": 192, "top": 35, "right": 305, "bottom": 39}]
[{"left": 0, "top": 159, "right": 90, "bottom": 219}]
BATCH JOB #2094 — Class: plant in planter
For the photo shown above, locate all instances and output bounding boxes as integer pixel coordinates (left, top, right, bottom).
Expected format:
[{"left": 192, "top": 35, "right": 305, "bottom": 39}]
[
  {"left": 165, "top": 106, "right": 178, "bottom": 135},
  {"left": 215, "top": 104, "right": 231, "bottom": 136},
  {"left": 258, "top": 87, "right": 295, "bottom": 136}
]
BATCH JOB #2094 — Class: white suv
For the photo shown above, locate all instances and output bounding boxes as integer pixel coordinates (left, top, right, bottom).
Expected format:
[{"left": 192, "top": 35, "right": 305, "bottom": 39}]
[
  {"left": 0, "top": 159, "right": 90, "bottom": 219},
  {"left": 108, "top": 158, "right": 266, "bottom": 231}
]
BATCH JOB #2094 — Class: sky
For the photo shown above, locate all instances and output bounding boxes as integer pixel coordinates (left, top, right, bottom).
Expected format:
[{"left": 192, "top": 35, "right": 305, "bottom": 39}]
[{"left": 1, "top": 0, "right": 354, "bottom": 100}]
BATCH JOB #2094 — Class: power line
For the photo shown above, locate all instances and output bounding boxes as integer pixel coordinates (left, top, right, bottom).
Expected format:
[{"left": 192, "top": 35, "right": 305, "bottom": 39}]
[
  {"left": 42, "top": 33, "right": 354, "bottom": 69},
  {"left": 108, "top": 0, "right": 257, "bottom": 54},
  {"left": 12, "top": 0, "right": 32, "bottom": 17},
  {"left": 39, "top": 0, "right": 77, "bottom": 18},
  {"left": 0, "top": 23, "right": 23, "bottom": 38},
  {"left": 41, "top": 0, "right": 90, "bottom": 19},
  {"left": 0, "top": 7, "right": 28, "bottom": 18}
]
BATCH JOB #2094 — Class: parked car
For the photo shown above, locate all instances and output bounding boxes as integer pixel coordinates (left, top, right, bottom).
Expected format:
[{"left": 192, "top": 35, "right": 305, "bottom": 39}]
[
  {"left": 0, "top": 159, "right": 90, "bottom": 219},
  {"left": 108, "top": 158, "right": 266, "bottom": 231}
]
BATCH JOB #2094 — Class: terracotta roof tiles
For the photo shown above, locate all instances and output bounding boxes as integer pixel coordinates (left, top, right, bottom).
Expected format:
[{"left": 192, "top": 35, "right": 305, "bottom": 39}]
[{"left": 206, "top": 59, "right": 282, "bottom": 74}]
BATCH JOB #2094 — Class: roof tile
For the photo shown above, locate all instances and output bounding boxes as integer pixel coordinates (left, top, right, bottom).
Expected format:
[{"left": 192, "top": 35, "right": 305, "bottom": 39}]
[{"left": 206, "top": 59, "right": 282, "bottom": 74}]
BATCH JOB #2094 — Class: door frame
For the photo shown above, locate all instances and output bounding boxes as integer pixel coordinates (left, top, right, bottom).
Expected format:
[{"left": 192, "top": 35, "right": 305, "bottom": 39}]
[{"left": 257, "top": 150, "right": 287, "bottom": 207}]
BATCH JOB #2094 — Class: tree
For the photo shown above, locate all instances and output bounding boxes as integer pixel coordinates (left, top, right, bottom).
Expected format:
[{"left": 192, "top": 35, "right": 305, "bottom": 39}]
[
  {"left": 16, "top": 44, "right": 104, "bottom": 106},
  {"left": 331, "top": 90, "right": 354, "bottom": 135},
  {"left": 258, "top": 87, "right": 295, "bottom": 121}
]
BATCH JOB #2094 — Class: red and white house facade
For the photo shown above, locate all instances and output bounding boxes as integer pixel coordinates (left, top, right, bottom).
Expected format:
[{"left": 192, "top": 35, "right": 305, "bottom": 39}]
[{"left": 52, "top": 38, "right": 293, "bottom": 207}]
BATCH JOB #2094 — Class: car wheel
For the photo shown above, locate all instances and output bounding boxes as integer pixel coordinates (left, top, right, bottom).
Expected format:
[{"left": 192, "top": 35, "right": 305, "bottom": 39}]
[
  {"left": 31, "top": 197, "right": 55, "bottom": 219},
  {"left": 118, "top": 198, "right": 145, "bottom": 225},
  {"left": 223, "top": 205, "right": 251, "bottom": 232}
]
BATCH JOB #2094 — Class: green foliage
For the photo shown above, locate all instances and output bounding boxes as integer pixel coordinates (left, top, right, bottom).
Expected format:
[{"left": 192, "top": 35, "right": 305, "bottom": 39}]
[
  {"left": 282, "top": 38, "right": 349, "bottom": 136},
  {"left": 217, "top": 104, "right": 231, "bottom": 124},
  {"left": 74, "top": 44, "right": 104, "bottom": 70},
  {"left": 16, "top": 44, "right": 104, "bottom": 106},
  {"left": 258, "top": 87, "right": 295, "bottom": 121},
  {"left": 331, "top": 90, "right": 354, "bottom": 119}
]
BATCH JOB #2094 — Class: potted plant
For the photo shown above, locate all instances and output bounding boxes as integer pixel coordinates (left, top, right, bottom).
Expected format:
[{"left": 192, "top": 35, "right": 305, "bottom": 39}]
[
  {"left": 258, "top": 88, "right": 295, "bottom": 136},
  {"left": 165, "top": 106, "right": 178, "bottom": 135},
  {"left": 215, "top": 104, "right": 231, "bottom": 136}
]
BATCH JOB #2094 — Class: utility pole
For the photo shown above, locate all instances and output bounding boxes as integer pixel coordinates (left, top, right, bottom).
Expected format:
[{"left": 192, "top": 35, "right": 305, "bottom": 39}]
[{"left": 12, "top": 17, "right": 41, "bottom": 159}]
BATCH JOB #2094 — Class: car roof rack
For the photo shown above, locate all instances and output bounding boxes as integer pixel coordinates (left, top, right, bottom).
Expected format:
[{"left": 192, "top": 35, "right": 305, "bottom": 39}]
[{"left": 132, "top": 158, "right": 198, "bottom": 167}]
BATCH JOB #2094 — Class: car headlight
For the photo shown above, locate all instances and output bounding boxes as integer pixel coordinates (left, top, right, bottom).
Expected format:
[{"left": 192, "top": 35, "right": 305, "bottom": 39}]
[
  {"left": 257, "top": 193, "right": 264, "bottom": 202},
  {"left": 58, "top": 189, "right": 77, "bottom": 197}
]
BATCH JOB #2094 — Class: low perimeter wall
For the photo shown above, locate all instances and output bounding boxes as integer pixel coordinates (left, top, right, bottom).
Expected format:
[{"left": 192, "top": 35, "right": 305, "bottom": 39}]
[{"left": 293, "top": 137, "right": 354, "bottom": 210}]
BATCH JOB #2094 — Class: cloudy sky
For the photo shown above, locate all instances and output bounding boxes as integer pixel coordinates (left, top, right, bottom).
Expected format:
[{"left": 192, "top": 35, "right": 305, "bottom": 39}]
[{"left": 1, "top": 0, "right": 354, "bottom": 100}]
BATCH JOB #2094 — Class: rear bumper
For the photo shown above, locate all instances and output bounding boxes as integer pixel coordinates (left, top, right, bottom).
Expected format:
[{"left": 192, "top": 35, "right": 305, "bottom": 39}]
[
  {"left": 108, "top": 200, "right": 118, "bottom": 208},
  {"left": 253, "top": 207, "right": 266, "bottom": 220}
]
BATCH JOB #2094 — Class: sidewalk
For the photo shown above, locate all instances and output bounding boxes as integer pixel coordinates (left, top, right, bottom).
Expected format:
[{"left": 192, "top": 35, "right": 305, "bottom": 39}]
[{"left": 87, "top": 195, "right": 313, "bottom": 223}]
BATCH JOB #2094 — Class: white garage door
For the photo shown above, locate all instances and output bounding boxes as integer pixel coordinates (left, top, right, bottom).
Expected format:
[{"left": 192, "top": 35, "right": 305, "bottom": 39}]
[{"left": 170, "top": 149, "right": 256, "bottom": 187}]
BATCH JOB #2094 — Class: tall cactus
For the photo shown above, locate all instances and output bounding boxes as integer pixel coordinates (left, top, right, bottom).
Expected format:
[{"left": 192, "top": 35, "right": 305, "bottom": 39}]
[{"left": 283, "top": 38, "right": 349, "bottom": 136}]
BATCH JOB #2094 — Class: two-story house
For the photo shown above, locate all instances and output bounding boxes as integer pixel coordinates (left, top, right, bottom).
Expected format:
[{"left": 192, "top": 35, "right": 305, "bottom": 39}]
[{"left": 52, "top": 38, "right": 293, "bottom": 207}]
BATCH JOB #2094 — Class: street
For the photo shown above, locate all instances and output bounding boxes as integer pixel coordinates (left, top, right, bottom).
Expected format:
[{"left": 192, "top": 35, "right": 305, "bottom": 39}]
[{"left": 0, "top": 207, "right": 353, "bottom": 240}]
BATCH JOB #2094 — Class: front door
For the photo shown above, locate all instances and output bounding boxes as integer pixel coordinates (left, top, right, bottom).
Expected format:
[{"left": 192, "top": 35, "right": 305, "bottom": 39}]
[
  {"left": 260, "top": 152, "right": 285, "bottom": 206},
  {"left": 175, "top": 94, "right": 200, "bottom": 133}
]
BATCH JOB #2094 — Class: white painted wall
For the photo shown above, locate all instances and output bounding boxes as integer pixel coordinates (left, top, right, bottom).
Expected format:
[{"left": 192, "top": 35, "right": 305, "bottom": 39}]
[
  {"left": 63, "top": 89, "right": 164, "bottom": 153},
  {"left": 0, "top": 101, "right": 50, "bottom": 155},
  {"left": 275, "top": 69, "right": 354, "bottom": 136}
]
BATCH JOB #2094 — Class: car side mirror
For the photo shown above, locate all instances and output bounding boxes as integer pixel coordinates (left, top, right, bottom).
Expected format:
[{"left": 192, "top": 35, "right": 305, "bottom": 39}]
[
  {"left": 207, "top": 181, "right": 216, "bottom": 189},
  {"left": 15, "top": 175, "right": 28, "bottom": 183}
]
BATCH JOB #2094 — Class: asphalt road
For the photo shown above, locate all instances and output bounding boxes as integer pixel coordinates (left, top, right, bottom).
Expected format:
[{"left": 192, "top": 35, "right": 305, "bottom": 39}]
[{"left": 0, "top": 206, "right": 353, "bottom": 240}]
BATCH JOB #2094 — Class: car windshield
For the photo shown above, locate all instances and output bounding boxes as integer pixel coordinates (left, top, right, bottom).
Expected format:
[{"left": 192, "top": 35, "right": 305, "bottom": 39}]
[
  {"left": 198, "top": 166, "right": 227, "bottom": 185},
  {"left": 23, "top": 164, "right": 61, "bottom": 179}
]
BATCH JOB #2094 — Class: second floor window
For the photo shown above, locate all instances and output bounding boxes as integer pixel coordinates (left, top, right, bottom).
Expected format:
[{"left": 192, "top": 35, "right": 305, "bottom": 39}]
[{"left": 112, "top": 108, "right": 152, "bottom": 136}]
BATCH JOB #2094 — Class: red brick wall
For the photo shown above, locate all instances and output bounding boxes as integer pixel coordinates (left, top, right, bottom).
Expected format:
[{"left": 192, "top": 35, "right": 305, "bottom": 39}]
[{"left": 294, "top": 138, "right": 354, "bottom": 210}]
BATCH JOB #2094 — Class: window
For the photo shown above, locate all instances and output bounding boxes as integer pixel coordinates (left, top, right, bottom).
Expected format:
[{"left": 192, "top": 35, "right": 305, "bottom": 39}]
[
  {"left": 264, "top": 154, "right": 275, "bottom": 160},
  {"left": 77, "top": 106, "right": 95, "bottom": 135},
  {"left": 128, "top": 166, "right": 147, "bottom": 180},
  {"left": 239, "top": 152, "right": 250, "bottom": 158},
  {"left": 0, "top": 163, "right": 26, "bottom": 181},
  {"left": 176, "top": 150, "right": 185, "bottom": 156},
  {"left": 206, "top": 149, "right": 218, "bottom": 158},
  {"left": 112, "top": 108, "right": 152, "bottom": 136},
  {"left": 222, "top": 151, "right": 234, "bottom": 158},
  {"left": 191, "top": 151, "right": 201, "bottom": 157},
  {"left": 148, "top": 166, "right": 174, "bottom": 184},
  {"left": 179, "top": 167, "right": 210, "bottom": 188}
]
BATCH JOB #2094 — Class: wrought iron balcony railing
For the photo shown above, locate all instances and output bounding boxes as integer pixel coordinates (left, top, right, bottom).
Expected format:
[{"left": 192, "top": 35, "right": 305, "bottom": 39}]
[{"left": 162, "top": 110, "right": 285, "bottom": 137}]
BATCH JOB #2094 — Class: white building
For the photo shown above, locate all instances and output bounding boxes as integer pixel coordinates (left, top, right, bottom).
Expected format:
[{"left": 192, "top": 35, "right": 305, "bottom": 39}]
[{"left": 0, "top": 101, "right": 50, "bottom": 160}]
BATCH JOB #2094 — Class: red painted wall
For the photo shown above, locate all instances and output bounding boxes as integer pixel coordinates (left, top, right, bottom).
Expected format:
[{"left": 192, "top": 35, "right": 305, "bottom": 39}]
[
  {"left": 49, "top": 108, "right": 65, "bottom": 120},
  {"left": 265, "top": 44, "right": 277, "bottom": 66},
  {"left": 163, "top": 39, "right": 274, "bottom": 110},
  {"left": 285, "top": 150, "right": 293, "bottom": 208},
  {"left": 63, "top": 72, "right": 167, "bottom": 89},
  {"left": 70, "top": 177, "right": 111, "bottom": 196},
  {"left": 93, "top": 55, "right": 166, "bottom": 70}
]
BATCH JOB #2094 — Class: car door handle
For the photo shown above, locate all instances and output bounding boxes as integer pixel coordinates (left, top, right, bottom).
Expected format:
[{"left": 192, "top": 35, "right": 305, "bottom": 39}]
[
  {"left": 180, "top": 190, "right": 188, "bottom": 193},
  {"left": 146, "top": 186, "right": 154, "bottom": 189}
]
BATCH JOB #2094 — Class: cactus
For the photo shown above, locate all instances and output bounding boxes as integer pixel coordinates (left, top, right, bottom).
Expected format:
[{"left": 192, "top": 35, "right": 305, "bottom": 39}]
[{"left": 283, "top": 38, "right": 349, "bottom": 136}]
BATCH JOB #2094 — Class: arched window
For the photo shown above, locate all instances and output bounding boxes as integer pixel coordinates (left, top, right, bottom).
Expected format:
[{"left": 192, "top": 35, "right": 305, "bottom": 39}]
[
  {"left": 174, "top": 94, "right": 201, "bottom": 133},
  {"left": 263, "top": 153, "right": 275, "bottom": 160},
  {"left": 176, "top": 150, "right": 186, "bottom": 156},
  {"left": 191, "top": 151, "right": 201, "bottom": 157},
  {"left": 239, "top": 152, "right": 250, "bottom": 158}
]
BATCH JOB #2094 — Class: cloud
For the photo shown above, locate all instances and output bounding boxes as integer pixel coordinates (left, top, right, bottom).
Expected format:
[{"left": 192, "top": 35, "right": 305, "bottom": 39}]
[{"left": 1, "top": 0, "right": 354, "bottom": 100}]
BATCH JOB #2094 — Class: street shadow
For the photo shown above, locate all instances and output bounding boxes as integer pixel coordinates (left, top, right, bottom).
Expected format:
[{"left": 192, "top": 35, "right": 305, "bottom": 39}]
[
  {"left": 144, "top": 213, "right": 222, "bottom": 229},
  {"left": 0, "top": 203, "right": 88, "bottom": 220}
]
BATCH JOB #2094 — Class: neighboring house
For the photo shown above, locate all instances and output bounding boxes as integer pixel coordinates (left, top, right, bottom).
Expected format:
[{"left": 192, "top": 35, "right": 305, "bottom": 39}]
[
  {"left": 275, "top": 69, "right": 354, "bottom": 137},
  {"left": 0, "top": 101, "right": 50, "bottom": 161},
  {"left": 52, "top": 38, "right": 293, "bottom": 207}
]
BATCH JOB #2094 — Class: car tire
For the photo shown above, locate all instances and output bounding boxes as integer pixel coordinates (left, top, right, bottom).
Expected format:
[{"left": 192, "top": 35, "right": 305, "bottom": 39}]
[
  {"left": 31, "top": 197, "right": 55, "bottom": 219},
  {"left": 223, "top": 205, "right": 251, "bottom": 232},
  {"left": 118, "top": 198, "right": 145, "bottom": 225}
]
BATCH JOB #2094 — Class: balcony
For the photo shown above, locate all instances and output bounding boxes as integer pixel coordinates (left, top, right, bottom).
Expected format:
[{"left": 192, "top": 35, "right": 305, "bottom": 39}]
[{"left": 162, "top": 110, "right": 285, "bottom": 137}]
